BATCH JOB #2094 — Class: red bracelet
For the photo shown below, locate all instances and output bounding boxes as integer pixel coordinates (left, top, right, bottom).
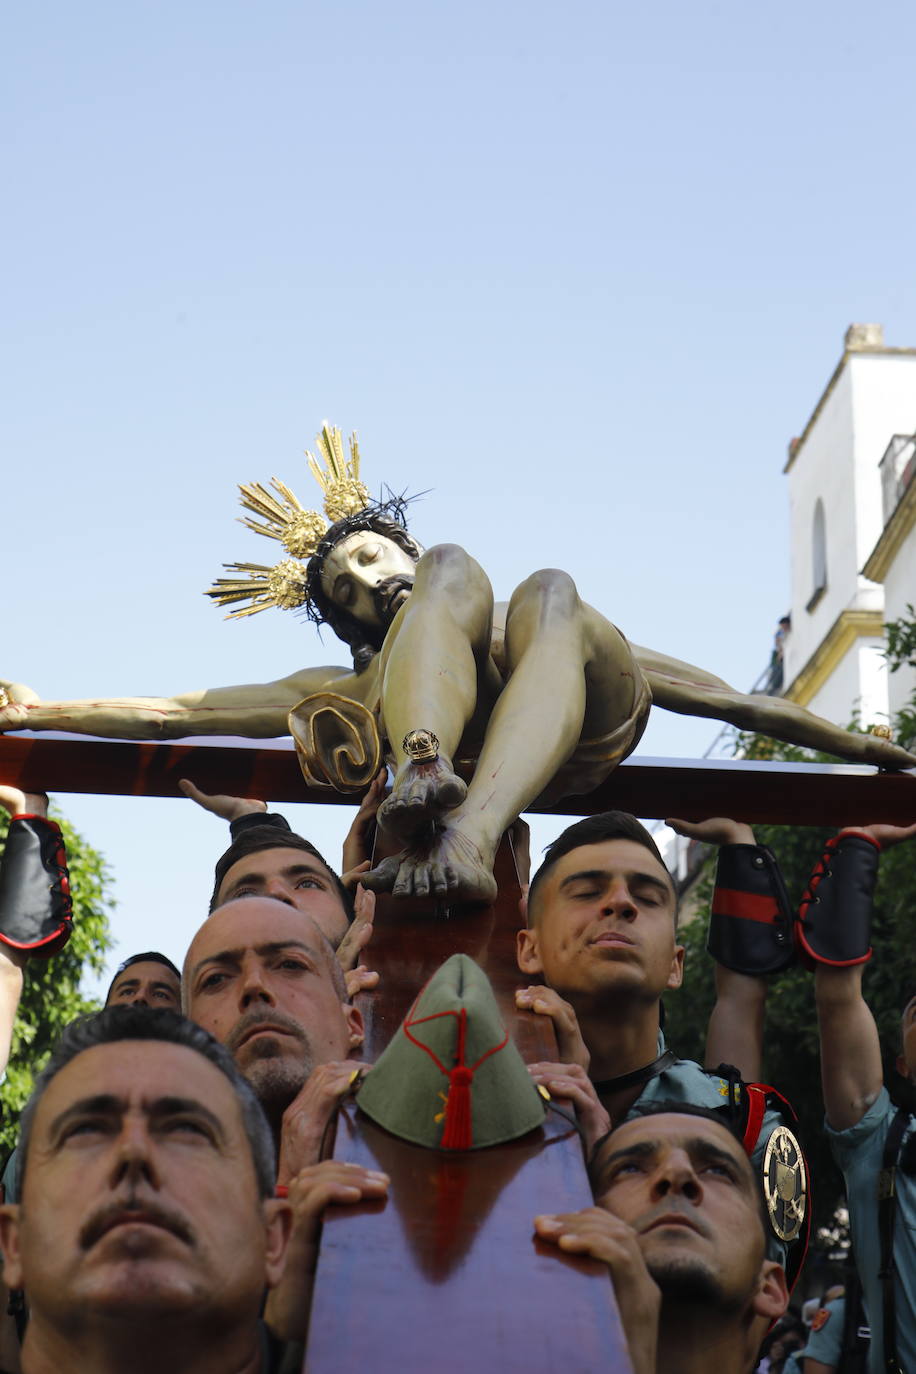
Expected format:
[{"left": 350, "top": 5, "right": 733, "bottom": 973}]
[{"left": 275, "top": 1185, "right": 289, "bottom": 1198}]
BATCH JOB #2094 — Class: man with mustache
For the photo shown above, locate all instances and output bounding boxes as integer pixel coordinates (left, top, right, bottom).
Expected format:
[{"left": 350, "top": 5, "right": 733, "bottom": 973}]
[
  {"left": 0, "top": 1005, "right": 307, "bottom": 1373},
  {"left": 0, "top": 951, "right": 186, "bottom": 1366},
  {"left": 535, "top": 1105, "right": 789, "bottom": 1374}
]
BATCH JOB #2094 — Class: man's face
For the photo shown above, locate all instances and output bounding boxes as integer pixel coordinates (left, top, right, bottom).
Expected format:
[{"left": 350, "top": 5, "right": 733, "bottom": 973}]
[
  {"left": 0, "top": 1041, "right": 288, "bottom": 1330},
  {"left": 319, "top": 530, "right": 416, "bottom": 629},
  {"left": 107, "top": 962, "right": 181, "bottom": 1012},
  {"left": 185, "top": 900, "right": 362, "bottom": 1114},
  {"left": 216, "top": 847, "right": 350, "bottom": 948},
  {"left": 592, "top": 1113, "right": 786, "bottom": 1317},
  {"left": 517, "top": 839, "right": 684, "bottom": 1004}
]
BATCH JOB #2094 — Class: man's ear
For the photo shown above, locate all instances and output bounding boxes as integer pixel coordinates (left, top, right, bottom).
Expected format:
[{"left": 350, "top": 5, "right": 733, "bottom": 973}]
[
  {"left": 262, "top": 1198, "right": 293, "bottom": 1289},
  {"left": 345, "top": 1002, "right": 365, "bottom": 1049},
  {"left": 897, "top": 1053, "right": 911, "bottom": 1081},
  {"left": 0, "top": 1205, "right": 23, "bottom": 1292},
  {"left": 516, "top": 927, "right": 543, "bottom": 976},
  {"left": 752, "top": 1260, "right": 789, "bottom": 1321},
  {"left": 666, "top": 944, "right": 685, "bottom": 992}
]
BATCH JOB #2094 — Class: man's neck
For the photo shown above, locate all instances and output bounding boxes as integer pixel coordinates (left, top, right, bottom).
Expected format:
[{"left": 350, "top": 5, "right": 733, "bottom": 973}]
[
  {"left": 22, "top": 1316, "right": 266, "bottom": 1374},
  {"left": 655, "top": 1300, "right": 761, "bottom": 1374},
  {"left": 574, "top": 995, "right": 662, "bottom": 1084}
]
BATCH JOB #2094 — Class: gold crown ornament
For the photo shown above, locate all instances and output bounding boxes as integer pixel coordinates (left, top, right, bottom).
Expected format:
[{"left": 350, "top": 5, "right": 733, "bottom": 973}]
[{"left": 206, "top": 423, "right": 371, "bottom": 619}]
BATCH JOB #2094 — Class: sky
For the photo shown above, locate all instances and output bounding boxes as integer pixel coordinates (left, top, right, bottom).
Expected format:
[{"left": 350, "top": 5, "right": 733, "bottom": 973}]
[{"left": 4, "top": 0, "right": 916, "bottom": 995}]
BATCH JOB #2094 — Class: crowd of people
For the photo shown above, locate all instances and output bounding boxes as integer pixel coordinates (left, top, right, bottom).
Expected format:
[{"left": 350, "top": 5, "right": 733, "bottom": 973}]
[{"left": 0, "top": 771, "right": 914, "bottom": 1374}]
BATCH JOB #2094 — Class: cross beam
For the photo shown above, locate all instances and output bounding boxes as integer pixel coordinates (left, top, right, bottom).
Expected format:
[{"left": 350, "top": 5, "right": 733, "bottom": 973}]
[{"left": 2, "top": 731, "right": 914, "bottom": 824}]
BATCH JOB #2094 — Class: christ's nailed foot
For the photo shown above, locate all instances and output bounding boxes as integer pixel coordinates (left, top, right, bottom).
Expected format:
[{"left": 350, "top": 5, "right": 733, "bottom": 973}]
[
  {"left": 362, "top": 824, "right": 498, "bottom": 905},
  {"left": 377, "top": 756, "right": 468, "bottom": 843}
]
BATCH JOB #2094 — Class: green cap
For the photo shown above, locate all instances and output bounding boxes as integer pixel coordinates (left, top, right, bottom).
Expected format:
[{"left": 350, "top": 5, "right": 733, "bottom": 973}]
[{"left": 358, "top": 954, "right": 547, "bottom": 1150}]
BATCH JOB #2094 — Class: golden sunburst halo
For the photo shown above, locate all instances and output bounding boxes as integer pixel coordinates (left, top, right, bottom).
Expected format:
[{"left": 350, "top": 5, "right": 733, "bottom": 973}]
[{"left": 206, "top": 423, "right": 370, "bottom": 617}]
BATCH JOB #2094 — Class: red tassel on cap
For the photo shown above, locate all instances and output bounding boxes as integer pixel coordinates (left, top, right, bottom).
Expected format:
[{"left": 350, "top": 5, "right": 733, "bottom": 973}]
[
  {"left": 440, "top": 1009, "right": 473, "bottom": 1149},
  {"left": 405, "top": 1000, "right": 508, "bottom": 1151},
  {"left": 441, "top": 1065, "right": 474, "bottom": 1149}
]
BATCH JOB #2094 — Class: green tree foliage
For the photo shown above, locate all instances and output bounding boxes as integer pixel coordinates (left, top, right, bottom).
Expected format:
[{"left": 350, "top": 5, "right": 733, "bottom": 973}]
[
  {"left": 885, "top": 601, "right": 916, "bottom": 750},
  {"left": 0, "top": 810, "right": 114, "bottom": 1157},
  {"left": 666, "top": 607, "right": 916, "bottom": 1236}
]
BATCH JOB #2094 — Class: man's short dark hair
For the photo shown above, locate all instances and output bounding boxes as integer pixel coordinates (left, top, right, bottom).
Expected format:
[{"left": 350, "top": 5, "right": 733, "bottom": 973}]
[
  {"left": 105, "top": 951, "right": 181, "bottom": 1005},
  {"left": 527, "top": 811, "right": 676, "bottom": 923},
  {"left": 210, "top": 825, "right": 355, "bottom": 930},
  {"left": 17, "top": 1007, "right": 276, "bottom": 1198},
  {"left": 304, "top": 503, "right": 423, "bottom": 672}
]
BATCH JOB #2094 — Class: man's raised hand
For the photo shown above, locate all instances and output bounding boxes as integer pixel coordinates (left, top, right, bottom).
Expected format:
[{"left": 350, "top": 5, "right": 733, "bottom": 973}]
[
  {"left": 266, "top": 1160, "right": 389, "bottom": 1340},
  {"left": 527, "top": 1061, "right": 610, "bottom": 1151},
  {"left": 178, "top": 778, "right": 268, "bottom": 822},
  {"left": 0, "top": 786, "right": 48, "bottom": 819},
  {"left": 534, "top": 1208, "right": 659, "bottom": 1374},
  {"left": 515, "top": 985, "right": 590, "bottom": 1070},
  {"left": 666, "top": 815, "right": 756, "bottom": 846},
  {"left": 277, "top": 1060, "right": 370, "bottom": 1185},
  {"left": 337, "top": 882, "right": 377, "bottom": 979},
  {"left": 341, "top": 768, "right": 388, "bottom": 877},
  {"left": 843, "top": 818, "right": 916, "bottom": 849}
]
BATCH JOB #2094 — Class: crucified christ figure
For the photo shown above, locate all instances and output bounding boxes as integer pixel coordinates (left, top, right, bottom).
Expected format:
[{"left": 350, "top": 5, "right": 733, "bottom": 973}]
[{"left": 3, "top": 485, "right": 914, "bottom": 905}]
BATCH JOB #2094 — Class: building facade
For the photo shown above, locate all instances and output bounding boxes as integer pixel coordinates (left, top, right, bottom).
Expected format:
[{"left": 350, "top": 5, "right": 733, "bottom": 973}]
[{"left": 782, "top": 323, "right": 916, "bottom": 731}]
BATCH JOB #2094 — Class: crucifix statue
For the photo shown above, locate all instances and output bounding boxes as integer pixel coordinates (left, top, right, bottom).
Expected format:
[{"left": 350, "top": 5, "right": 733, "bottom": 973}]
[{"left": 2, "top": 424, "right": 913, "bottom": 903}]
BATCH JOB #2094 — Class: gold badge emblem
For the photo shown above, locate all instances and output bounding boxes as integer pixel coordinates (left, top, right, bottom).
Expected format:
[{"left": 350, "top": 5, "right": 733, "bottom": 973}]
[{"left": 762, "top": 1125, "right": 807, "bottom": 1242}]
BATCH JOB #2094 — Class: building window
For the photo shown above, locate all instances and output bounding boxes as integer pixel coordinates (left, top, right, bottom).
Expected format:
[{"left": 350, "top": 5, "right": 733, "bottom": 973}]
[{"left": 807, "top": 499, "right": 827, "bottom": 611}]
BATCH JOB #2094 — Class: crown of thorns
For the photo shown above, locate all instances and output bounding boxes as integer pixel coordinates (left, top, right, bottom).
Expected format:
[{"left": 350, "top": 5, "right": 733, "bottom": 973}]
[{"left": 206, "top": 423, "right": 404, "bottom": 619}]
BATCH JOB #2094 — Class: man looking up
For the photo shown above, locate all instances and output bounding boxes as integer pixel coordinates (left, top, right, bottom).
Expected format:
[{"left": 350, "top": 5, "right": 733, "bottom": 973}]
[
  {"left": 0, "top": 1006, "right": 294, "bottom": 1374},
  {"left": 210, "top": 825, "right": 355, "bottom": 950},
  {"left": 2, "top": 950, "right": 182, "bottom": 1208},
  {"left": 183, "top": 896, "right": 388, "bottom": 1343},
  {"left": 535, "top": 1105, "right": 789, "bottom": 1374},
  {"left": 183, "top": 896, "right": 366, "bottom": 1182},
  {"left": 808, "top": 818, "right": 916, "bottom": 1373},
  {"left": 105, "top": 953, "right": 181, "bottom": 1011},
  {"left": 181, "top": 777, "right": 382, "bottom": 992},
  {"left": 1, "top": 950, "right": 185, "bottom": 1374}
]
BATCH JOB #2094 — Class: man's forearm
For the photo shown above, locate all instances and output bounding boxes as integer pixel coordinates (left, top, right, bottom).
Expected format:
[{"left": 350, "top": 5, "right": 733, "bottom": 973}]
[
  {"left": 705, "top": 966, "right": 766, "bottom": 1081},
  {"left": 0, "top": 952, "right": 25, "bottom": 1077},
  {"left": 815, "top": 965, "right": 883, "bottom": 1130}
]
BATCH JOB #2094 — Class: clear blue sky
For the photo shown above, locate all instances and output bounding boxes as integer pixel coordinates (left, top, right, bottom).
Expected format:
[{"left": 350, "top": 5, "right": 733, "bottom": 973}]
[{"left": 4, "top": 0, "right": 916, "bottom": 992}]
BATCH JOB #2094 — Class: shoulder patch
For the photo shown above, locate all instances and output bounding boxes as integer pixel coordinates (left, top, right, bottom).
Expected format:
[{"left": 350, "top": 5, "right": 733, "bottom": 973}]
[{"left": 811, "top": 1307, "right": 831, "bottom": 1332}]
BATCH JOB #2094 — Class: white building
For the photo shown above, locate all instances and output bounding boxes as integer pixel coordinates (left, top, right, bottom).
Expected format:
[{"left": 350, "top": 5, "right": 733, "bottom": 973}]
[
  {"left": 863, "top": 431, "right": 916, "bottom": 720},
  {"left": 782, "top": 323, "right": 916, "bottom": 730},
  {"left": 663, "top": 325, "right": 916, "bottom": 891}
]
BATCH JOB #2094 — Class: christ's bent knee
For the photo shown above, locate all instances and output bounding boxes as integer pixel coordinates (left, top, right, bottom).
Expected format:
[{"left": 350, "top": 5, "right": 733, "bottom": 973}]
[{"left": 508, "top": 568, "right": 580, "bottom": 622}]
